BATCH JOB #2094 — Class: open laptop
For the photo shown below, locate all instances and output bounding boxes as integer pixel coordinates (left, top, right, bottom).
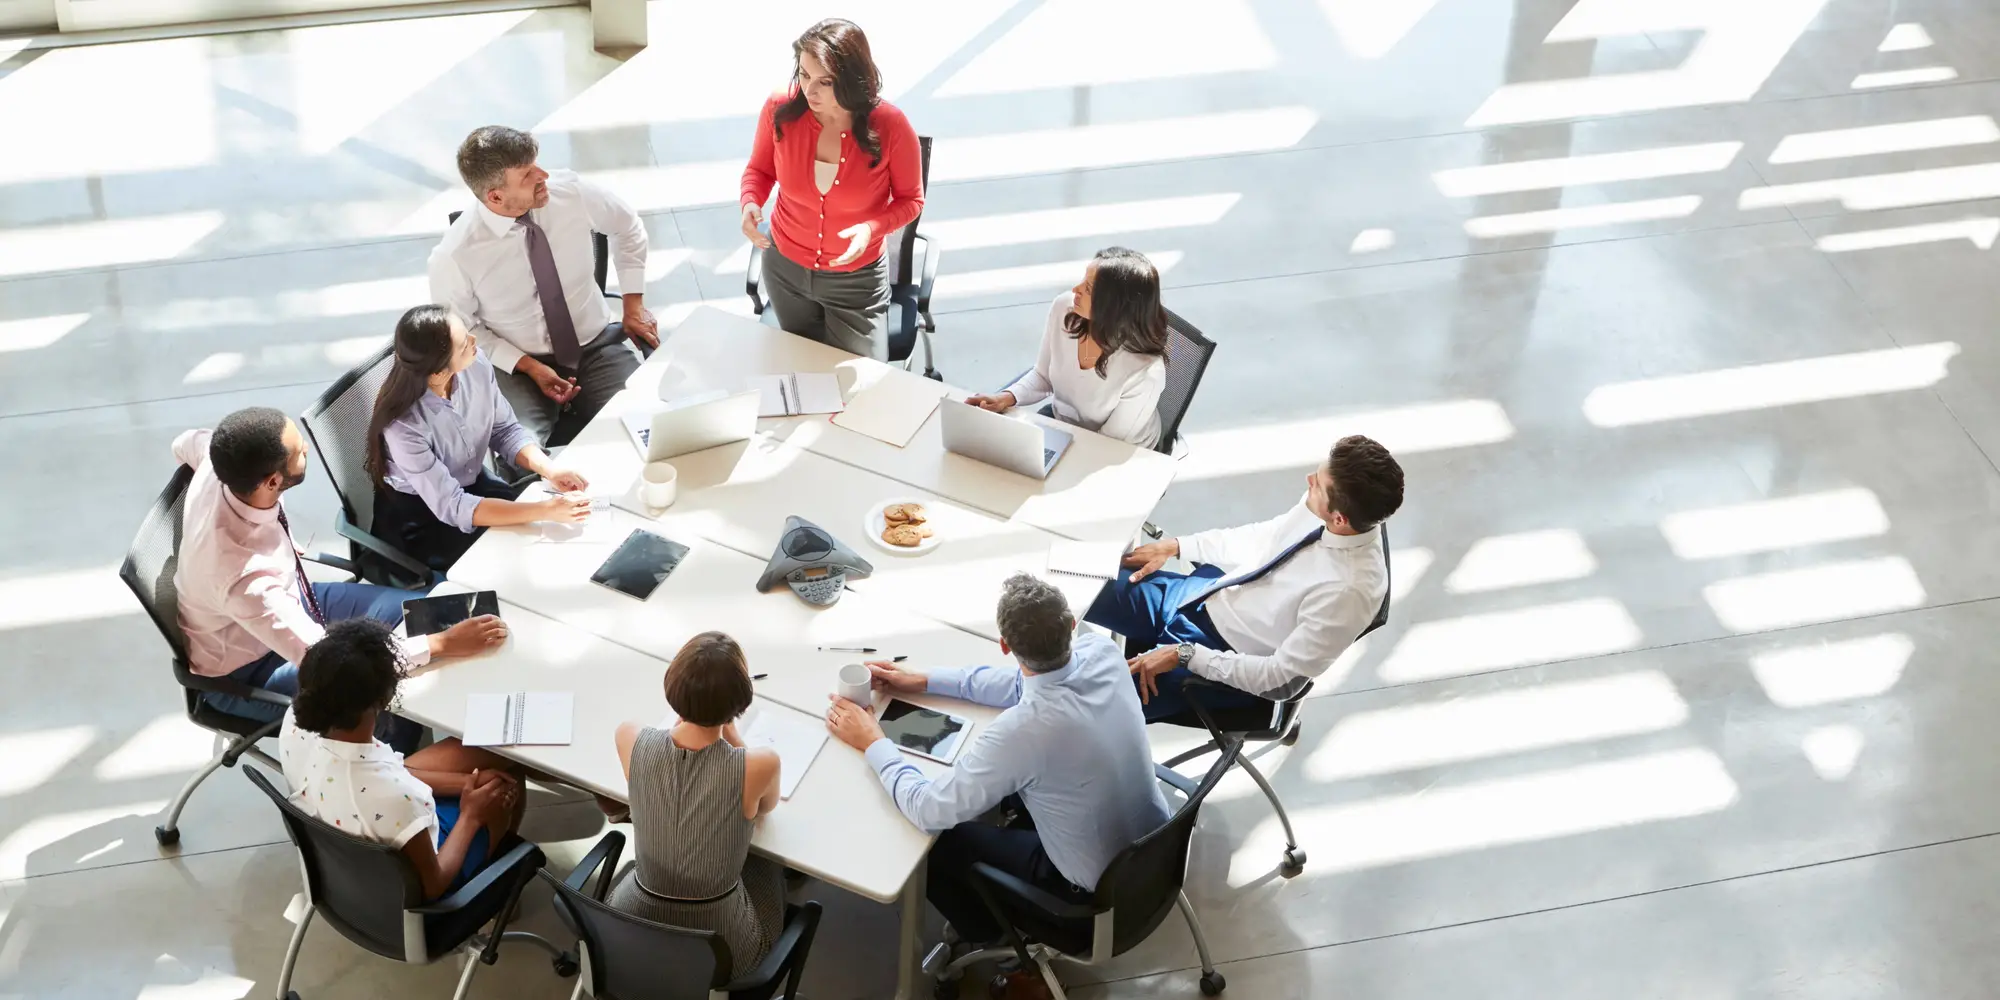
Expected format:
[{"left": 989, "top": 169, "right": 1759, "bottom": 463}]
[
  {"left": 621, "top": 389, "right": 760, "bottom": 461},
  {"left": 939, "top": 401, "right": 1073, "bottom": 480}
]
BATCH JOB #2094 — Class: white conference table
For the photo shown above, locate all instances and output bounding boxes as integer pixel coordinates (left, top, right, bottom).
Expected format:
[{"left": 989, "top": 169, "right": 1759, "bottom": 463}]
[
  {"left": 397, "top": 582, "right": 1004, "bottom": 997},
  {"left": 411, "top": 309, "right": 1180, "bottom": 998},
  {"left": 653, "top": 307, "right": 1178, "bottom": 545}
]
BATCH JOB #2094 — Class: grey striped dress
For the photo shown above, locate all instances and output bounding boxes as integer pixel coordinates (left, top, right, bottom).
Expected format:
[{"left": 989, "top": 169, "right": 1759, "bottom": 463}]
[{"left": 606, "top": 728, "right": 786, "bottom": 978}]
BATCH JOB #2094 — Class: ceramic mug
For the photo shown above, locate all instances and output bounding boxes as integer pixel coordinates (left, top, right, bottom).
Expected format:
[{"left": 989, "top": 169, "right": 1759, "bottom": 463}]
[
  {"left": 641, "top": 461, "right": 678, "bottom": 509},
  {"left": 836, "top": 663, "right": 873, "bottom": 708}
]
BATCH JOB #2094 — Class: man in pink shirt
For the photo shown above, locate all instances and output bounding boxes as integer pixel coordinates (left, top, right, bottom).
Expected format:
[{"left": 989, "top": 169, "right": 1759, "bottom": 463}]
[{"left": 172, "top": 407, "right": 506, "bottom": 734}]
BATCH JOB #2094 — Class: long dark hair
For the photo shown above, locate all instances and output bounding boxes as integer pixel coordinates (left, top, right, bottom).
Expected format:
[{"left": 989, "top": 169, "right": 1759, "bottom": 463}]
[
  {"left": 364, "top": 304, "right": 456, "bottom": 489},
  {"left": 773, "top": 19, "right": 884, "bottom": 167},
  {"left": 1063, "top": 247, "right": 1169, "bottom": 377}
]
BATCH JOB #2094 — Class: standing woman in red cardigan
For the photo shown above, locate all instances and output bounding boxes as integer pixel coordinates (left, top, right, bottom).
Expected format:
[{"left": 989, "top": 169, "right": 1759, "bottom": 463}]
[{"left": 740, "top": 19, "right": 925, "bottom": 360}]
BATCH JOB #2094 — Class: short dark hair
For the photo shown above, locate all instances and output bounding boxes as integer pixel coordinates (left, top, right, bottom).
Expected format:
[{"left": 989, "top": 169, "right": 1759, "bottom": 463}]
[
  {"left": 994, "top": 574, "right": 1074, "bottom": 672},
  {"left": 293, "top": 619, "right": 404, "bottom": 734},
  {"left": 665, "top": 631, "right": 754, "bottom": 727},
  {"left": 1326, "top": 435, "right": 1404, "bottom": 530},
  {"left": 210, "top": 406, "right": 292, "bottom": 495},
  {"left": 456, "top": 126, "right": 539, "bottom": 199}
]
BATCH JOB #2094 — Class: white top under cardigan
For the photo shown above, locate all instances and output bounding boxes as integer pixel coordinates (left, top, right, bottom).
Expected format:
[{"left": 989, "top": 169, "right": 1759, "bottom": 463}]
[{"left": 1001, "top": 293, "right": 1167, "bottom": 449}]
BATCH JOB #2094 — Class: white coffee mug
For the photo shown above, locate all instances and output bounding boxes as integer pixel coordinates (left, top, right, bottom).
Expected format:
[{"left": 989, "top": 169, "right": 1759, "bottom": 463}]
[
  {"left": 642, "top": 461, "right": 678, "bottom": 509},
  {"left": 836, "top": 663, "right": 873, "bottom": 708}
]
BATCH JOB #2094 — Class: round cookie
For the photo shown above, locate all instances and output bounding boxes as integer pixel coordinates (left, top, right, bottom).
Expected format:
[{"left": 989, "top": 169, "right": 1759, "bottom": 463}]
[
  {"left": 884, "top": 502, "right": 927, "bottom": 524},
  {"left": 882, "top": 523, "right": 926, "bottom": 547}
]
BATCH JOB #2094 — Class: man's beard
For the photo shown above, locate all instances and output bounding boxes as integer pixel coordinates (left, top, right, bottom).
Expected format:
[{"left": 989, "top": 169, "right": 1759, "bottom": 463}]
[{"left": 281, "top": 469, "right": 306, "bottom": 492}]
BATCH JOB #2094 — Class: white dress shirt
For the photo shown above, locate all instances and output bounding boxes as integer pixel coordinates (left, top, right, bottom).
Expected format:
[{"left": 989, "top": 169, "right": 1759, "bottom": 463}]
[
  {"left": 1177, "top": 495, "right": 1387, "bottom": 699},
  {"left": 280, "top": 709, "right": 440, "bottom": 849},
  {"left": 171, "top": 430, "right": 430, "bottom": 676},
  {"left": 427, "top": 169, "right": 648, "bottom": 374},
  {"left": 1003, "top": 293, "right": 1167, "bottom": 449}
]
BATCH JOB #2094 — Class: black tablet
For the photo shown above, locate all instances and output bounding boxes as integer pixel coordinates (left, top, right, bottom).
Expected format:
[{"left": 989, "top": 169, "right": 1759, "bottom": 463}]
[
  {"left": 401, "top": 590, "right": 499, "bottom": 637},
  {"left": 590, "top": 529, "right": 690, "bottom": 601},
  {"left": 879, "top": 698, "right": 970, "bottom": 764}
]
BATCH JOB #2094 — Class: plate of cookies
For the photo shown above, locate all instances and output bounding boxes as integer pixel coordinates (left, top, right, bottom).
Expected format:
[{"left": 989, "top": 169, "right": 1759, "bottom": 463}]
[{"left": 867, "top": 498, "right": 941, "bottom": 555}]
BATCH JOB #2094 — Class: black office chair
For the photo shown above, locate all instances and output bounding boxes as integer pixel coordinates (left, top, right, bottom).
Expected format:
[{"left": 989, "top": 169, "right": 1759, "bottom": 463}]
[
  {"left": 927, "top": 743, "right": 1241, "bottom": 999},
  {"left": 539, "top": 831, "right": 824, "bottom": 1000},
  {"left": 1148, "top": 527, "right": 1394, "bottom": 878},
  {"left": 447, "top": 210, "right": 611, "bottom": 296},
  {"left": 244, "top": 766, "right": 567, "bottom": 1000},
  {"left": 745, "top": 135, "right": 940, "bottom": 379},
  {"left": 298, "top": 345, "right": 435, "bottom": 590},
  {"left": 1155, "top": 308, "right": 1216, "bottom": 458},
  {"left": 121, "top": 464, "right": 364, "bottom": 848}
]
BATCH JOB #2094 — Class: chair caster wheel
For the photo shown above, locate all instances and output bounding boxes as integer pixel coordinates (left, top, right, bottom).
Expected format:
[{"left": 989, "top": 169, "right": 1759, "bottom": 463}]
[
  {"left": 1280, "top": 848, "right": 1306, "bottom": 878},
  {"left": 1279, "top": 723, "right": 1301, "bottom": 747},
  {"left": 155, "top": 825, "right": 180, "bottom": 847},
  {"left": 285, "top": 993, "right": 302, "bottom": 1000},
  {"left": 1200, "top": 970, "right": 1227, "bottom": 995},
  {"left": 553, "top": 953, "right": 579, "bottom": 977},
  {"left": 988, "top": 972, "right": 1010, "bottom": 998}
]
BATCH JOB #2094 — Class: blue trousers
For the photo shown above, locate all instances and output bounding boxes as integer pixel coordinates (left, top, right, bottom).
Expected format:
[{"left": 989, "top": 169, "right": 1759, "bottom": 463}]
[
  {"left": 205, "top": 581, "right": 423, "bottom": 752},
  {"left": 1083, "top": 566, "right": 1267, "bottom": 722}
]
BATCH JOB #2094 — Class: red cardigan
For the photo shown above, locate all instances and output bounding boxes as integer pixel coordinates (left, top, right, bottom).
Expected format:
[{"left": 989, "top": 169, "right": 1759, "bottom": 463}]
[{"left": 740, "top": 93, "right": 925, "bottom": 274}]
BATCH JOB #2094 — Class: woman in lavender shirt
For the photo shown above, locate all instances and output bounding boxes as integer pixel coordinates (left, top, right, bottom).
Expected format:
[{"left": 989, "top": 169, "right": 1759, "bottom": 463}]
[{"left": 366, "top": 304, "right": 593, "bottom": 570}]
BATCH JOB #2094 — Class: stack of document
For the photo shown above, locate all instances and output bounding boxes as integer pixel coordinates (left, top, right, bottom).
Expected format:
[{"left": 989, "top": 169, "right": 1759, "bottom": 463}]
[{"left": 750, "top": 372, "right": 845, "bottom": 417}]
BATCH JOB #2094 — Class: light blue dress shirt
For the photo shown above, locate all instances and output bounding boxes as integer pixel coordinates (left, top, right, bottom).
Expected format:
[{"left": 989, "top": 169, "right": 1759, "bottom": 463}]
[
  {"left": 382, "top": 351, "right": 537, "bottom": 533},
  {"left": 863, "top": 632, "right": 1171, "bottom": 890}
]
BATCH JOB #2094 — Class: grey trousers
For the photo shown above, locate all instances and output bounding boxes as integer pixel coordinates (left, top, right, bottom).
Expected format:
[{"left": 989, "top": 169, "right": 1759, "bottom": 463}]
[
  {"left": 761, "top": 249, "right": 888, "bottom": 361},
  {"left": 495, "top": 325, "right": 642, "bottom": 453}
]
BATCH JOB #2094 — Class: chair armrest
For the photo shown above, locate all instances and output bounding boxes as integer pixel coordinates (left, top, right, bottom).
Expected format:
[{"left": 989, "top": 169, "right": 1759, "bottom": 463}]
[
  {"left": 721, "top": 900, "right": 822, "bottom": 999},
  {"left": 334, "top": 512, "right": 434, "bottom": 586},
  {"left": 745, "top": 247, "right": 766, "bottom": 314},
  {"left": 177, "top": 666, "right": 293, "bottom": 708},
  {"left": 565, "top": 830, "right": 626, "bottom": 900},
  {"left": 971, "top": 862, "right": 1098, "bottom": 922},
  {"left": 302, "top": 550, "right": 358, "bottom": 576},
  {"left": 411, "top": 839, "right": 545, "bottom": 915},
  {"left": 1153, "top": 761, "right": 1197, "bottom": 797}
]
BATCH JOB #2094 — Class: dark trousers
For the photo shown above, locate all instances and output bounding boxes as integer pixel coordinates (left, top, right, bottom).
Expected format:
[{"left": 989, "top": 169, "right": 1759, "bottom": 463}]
[
  {"left": 928, "top": 821, "right": 1092, "bottom": 945},
  {"left": 203, "top": 581, "right": 423, "bottom": 753},
  {"left": 761, "top": 249, "right": 888, "bottom": 361},
  {"left": 373, "top": 472, "right": 520, "bottom": 572},
  {"left": 1084, "top": 566, "right": 1267, "bottom": 722},
  {"left": 494, "top": 326, "right": 643, "bottom": 456}
]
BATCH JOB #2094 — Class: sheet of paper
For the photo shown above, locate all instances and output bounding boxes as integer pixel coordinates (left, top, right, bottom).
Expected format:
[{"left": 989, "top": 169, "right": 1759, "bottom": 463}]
[
  {"left": 655, "top": 697, "right": 830, "bottom": 800},
  {"left": 749, "top": 373, "right": 845, "bottom": 417},
  {"left": 463, "top": 692, "right": 509, "bottom": 747},
  {"left": 518, "top": 692, "right": 575, "bottom": 746},
  {"left": 830, "top": 360, "right": 948, "bottom": 447},
  {"left": 1046, "top": 540, "right": 1125, "bottom": 579}
]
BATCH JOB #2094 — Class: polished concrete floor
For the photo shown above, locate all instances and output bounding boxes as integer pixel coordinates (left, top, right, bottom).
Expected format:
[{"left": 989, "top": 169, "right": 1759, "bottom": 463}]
[{"left": 7, "top": 0, "right": 2000, "bottom": 996}]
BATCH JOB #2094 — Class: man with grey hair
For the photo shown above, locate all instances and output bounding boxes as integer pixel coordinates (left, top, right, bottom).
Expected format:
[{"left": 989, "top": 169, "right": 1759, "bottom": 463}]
[
  {"left": 428, "top": 125, "right": 655, "bottom": 457},
  {"left": 826, "top": 573, "right": 1168, "bottom": 950}
]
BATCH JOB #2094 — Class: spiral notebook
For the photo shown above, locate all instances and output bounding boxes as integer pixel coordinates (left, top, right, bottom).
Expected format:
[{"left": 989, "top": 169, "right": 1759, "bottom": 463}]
[
  {"left": 464, "top": 692, "right": 574, "bottom": 747},
  {"left": 750, "top": 372, "right": 845, "bottom": 416}
]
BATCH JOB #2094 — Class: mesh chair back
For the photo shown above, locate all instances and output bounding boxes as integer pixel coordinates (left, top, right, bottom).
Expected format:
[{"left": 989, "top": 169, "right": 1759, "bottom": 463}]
[
  {"left": 1096, "top": 740, "right": 1241, "bottom": 956},
  {"left": 1358, "top": 522, "right": 1393, "bottom": 639},
  {"left": 1155, "top": 308, "right": 1217, "bottom": 453},
  {"left": 120, "top": 464, "right": 195, "bottom": 665},
  {"left": 301, "top": 345, "right": 397, "bottom": 536},
  {"left": 541, "top": 872, "right": 731, "bottom": 999},
  {"left": 888, "top": 136, "right": 933, "bottom": 288},
  {"left": 244, "top": 765, "right": 423, "bottom": 961}
]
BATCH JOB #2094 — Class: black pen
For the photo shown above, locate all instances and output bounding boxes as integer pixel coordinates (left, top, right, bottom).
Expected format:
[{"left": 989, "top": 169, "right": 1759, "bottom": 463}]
[{"left": 752, "top": 673, "right": 769, "bottom": 680}]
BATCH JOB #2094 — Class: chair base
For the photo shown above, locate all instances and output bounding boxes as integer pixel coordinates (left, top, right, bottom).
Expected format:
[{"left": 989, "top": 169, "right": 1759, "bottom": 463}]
[{"left": 157, "top": 737, "right": 277, "bottom": 850}]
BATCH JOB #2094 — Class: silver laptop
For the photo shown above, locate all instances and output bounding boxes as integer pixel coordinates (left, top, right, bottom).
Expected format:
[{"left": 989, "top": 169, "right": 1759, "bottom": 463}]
[
  {"left": 621, "top": 389, "right": 760, "bottom": 460},
  {"left": 939, "top": 401, "right": 1073, "bottom": 480}
]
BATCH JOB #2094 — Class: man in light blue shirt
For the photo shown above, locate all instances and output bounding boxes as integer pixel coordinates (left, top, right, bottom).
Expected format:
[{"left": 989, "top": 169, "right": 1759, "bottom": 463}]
[{"left": 825, "top": 573, "right": 1170, "bottom": 945}]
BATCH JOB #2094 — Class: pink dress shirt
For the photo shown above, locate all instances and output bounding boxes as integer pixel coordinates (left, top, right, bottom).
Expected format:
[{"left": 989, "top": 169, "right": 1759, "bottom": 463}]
[{"left": 171, "top": 430, "right": 430, "bottom": 677}]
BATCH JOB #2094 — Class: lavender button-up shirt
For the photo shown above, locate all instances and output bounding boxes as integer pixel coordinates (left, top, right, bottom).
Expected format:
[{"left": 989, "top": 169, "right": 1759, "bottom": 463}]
[{"left": 383, "top": 351, "right": 537, "bottom": 532}]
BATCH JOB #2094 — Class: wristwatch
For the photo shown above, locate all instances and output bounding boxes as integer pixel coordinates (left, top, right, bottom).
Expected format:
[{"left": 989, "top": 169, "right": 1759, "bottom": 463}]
[{"left": 1175, "top": 642, "right": 1195, "bottom": 669}]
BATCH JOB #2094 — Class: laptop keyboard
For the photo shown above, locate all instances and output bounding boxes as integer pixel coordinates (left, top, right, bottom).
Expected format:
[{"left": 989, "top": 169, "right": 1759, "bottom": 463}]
[
  {"left": 636, "top": 428, "right": 651, "bottom": 446},
  {"left": 1042, "top": 448, "right": 1056, "bottom": 466}
]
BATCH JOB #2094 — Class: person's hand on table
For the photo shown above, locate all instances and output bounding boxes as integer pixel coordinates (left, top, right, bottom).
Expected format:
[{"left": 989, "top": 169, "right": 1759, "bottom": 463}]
[
  {"left": 830, "top": 222, "right": 872, "bottom": 266},
  {"left": 1121, "top": 538, "right": 1180, "bottom": 583},
  {"left": 867, "top": 660, "right": 928, "bottom": 694},
  {"left": 543, "top": 468, "right": 589, "bottom": 493},
  {"left": 521, "top": 358, "right": 580, "bottom": 404},
  {"left": 964, "top": 392, "right": 1015, "bottom": 413},
  {"left": 825, "top": 695, "right": 885, "bottom": 751},
  {"left": 740, "top": 203, "right": 773, "bottom": 249},
  {"left": 1127, "top": 647, "right": 1180, "bottom": 705},
  {"left": 622, "top": 300, "right": 659, "bottom": 350},
  {"left": 431, "top": 614, "right": 508, "bottom": 658},
  {"left": 538, "top": 494, "right": 592, "bottom": 524}
]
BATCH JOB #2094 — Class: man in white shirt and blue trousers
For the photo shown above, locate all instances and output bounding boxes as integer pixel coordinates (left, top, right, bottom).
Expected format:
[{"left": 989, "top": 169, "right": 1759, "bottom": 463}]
[
  {"left": 825, "top": 573, "right": 1169, "bottom": 958},
  {"left": 1088, "top": 434, "right": 1405, "bottom": 721},
  {"left": 429, "top": 126, "right": 657, "bottom": 462}
]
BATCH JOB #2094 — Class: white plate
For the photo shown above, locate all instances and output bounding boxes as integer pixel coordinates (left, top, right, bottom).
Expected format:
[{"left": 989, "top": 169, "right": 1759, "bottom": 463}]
[{"left": 864, "top": 498, "right": 942, "bottom": 556}]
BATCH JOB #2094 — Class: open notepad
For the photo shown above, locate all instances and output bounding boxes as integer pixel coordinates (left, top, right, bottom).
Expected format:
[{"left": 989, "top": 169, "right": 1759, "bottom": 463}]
[
  {"left": 659, "top": 698, "right": 829, "bottom": 800},
  {"left": 464, "top": 692, "right": 574, "bottom": 747},
  {"left": 750, "top": 373, "right": 845, "bottom": 417}
]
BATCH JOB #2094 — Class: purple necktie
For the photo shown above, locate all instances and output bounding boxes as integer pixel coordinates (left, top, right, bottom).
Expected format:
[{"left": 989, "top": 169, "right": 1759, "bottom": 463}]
[
  {"left": 1178, "top": 527, "right": 1324, "bottom": 612},
  {"left": 274, "top": 505, "right": 326, "bottom": 625},
  {"left": 517, "top": 213, "right": 582, "bottom": 369}
]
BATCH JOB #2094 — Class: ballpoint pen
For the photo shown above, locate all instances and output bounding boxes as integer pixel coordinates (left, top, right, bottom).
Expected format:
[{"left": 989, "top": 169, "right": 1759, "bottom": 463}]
[
  {"left": 820, "top": 646, "right": 876, "bottom": 653},
  {"left": 751, "top": 673, "right": 769, "bottom": 680}
]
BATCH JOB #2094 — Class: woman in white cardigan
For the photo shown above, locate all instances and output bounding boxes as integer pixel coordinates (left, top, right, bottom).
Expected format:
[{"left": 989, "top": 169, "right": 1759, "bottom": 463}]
[{"left": 966, "top": 247, "right": 1170, "bottom": 449}]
